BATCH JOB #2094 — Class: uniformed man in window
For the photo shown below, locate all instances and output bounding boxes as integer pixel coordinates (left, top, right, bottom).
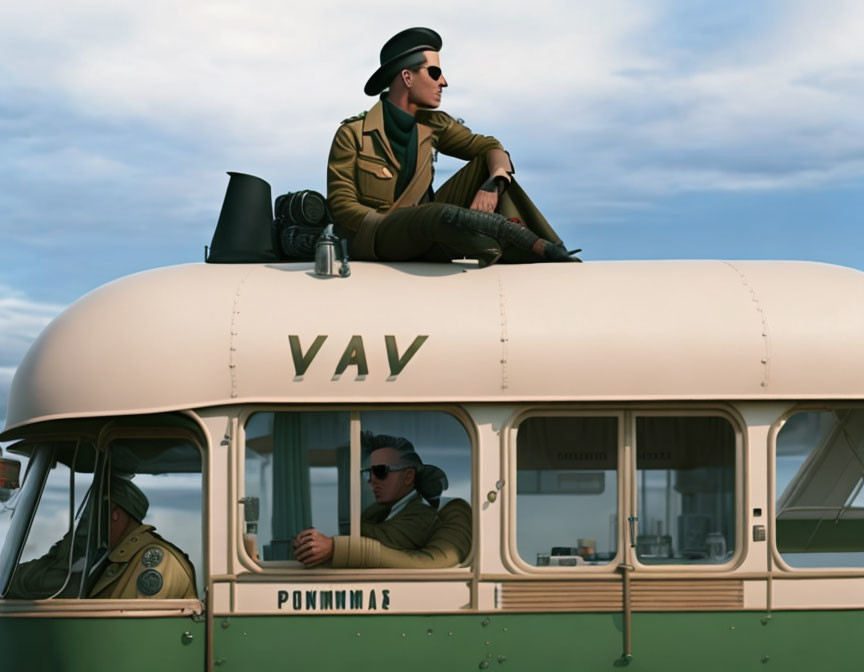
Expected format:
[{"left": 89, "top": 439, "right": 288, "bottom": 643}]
[
  {"left": 88, "top": 476, "right": 197, "bottom": 599},
  {"left": 327, "top": 27, "right": 580, "bottom": 267},
  {"left": 293, "top": 433, "right": 458, "bottom": 567},
  {"left": 7, "top": 475, "right": 196, "bottom": 600}
]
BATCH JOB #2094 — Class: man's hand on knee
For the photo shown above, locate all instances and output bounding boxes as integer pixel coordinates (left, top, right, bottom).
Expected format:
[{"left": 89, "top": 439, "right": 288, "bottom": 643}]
[
  {"left": 293, "top": 528, "right": 334, "bottom": 567},
  {"left": 469, "top": 189, "right": 499, "bottom": 213}
]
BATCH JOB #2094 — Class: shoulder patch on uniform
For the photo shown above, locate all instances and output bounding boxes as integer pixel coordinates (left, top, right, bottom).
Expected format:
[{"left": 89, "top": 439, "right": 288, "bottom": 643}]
[
  {"left": 341, "top": 110, "right": 367, "bottom": 124},
  {"left": 150, "top": 530, "right": 198, "bottom": 587},
  {"left": 141, "top": 547, "right": 164, "bottom": 568},
  {"left": 137, "top": 569, "right": 164, "bottom": 596}
]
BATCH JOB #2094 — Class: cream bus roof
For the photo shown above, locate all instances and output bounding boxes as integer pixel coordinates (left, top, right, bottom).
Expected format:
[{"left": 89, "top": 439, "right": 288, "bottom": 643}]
[{"left": 5, "top": 260, "right": 864, "bottom": 432}]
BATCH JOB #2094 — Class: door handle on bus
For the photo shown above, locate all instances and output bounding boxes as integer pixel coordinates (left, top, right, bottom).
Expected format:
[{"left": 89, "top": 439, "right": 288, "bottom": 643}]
[{"left": 627, "top": 515, "right": 638, "bottom": 548}]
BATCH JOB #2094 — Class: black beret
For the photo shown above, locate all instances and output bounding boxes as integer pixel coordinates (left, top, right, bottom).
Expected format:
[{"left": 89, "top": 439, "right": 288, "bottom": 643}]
[{"left": 365, "top": 27, "right": 442, "bottom": 96}]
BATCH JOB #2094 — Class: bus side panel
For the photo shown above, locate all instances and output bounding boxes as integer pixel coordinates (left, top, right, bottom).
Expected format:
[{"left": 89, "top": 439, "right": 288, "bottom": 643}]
[
  {"left": 212, "top": 613, "right": 618, "bottom": 670},
  {"left": 0, "top": 616, "right": 205, "bottom": 671},
  {"left": 213, "top": 611, "right": 864, "bottom": 670},
  {"left": 634, "top": 610, "right": 864, "bottom": 669}
]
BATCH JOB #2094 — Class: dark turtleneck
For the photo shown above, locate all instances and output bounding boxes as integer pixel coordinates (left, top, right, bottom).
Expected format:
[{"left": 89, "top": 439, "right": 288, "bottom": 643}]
[{"left": 382, "top": 98, "right": 418, "bottom": 199}]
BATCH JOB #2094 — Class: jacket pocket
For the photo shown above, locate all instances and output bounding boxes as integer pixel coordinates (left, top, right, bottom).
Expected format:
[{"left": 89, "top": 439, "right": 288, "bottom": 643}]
[{"left": 356, "top": 158, "right": 395, "bottom": 205}]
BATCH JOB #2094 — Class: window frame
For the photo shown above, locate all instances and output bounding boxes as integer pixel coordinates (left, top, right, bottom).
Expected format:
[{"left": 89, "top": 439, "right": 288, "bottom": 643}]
[
  {"left": 504, "top": 405, "right": 746, "bottom": 575},
  {"left": 95, "top": 424, "right": 207, "bottom": 601},
  {"left": 769, "top": 403, "right": 864, "bottom": 575},
  {"left": 0, "top": 418, "right": 207, "bottom": 609},
  {"left": 0, "top": 442, "right": 62, "bottom": 597},
  {"left": 628, "top": 408, "right": 745, "bottom": 573},
  {"left": 504, "top": 408, "right": 626, "bottom": 575},
  {"left": 235, "top": 404, "right": 478, "bottom": 576}
]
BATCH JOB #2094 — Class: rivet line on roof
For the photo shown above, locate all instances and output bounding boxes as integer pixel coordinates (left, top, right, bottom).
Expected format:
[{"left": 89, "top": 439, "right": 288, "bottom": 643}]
[
  {"left": 723, "top": 262, "right": 771, "bottom": 390},
  {"left": 497, "top": 271, "right": 509, "bottom": 390},
  {"left": 228, "top": 270, "right": 253, "bottom": 398}
]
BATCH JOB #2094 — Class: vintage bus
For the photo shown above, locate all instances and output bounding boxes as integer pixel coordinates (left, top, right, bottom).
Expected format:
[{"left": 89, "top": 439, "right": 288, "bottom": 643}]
[{"left": 1, "top": 258, "right": 863, "bottom": 671}]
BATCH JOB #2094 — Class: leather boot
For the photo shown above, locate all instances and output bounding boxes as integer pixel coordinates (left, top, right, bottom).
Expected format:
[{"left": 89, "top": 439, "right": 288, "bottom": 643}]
[
  {"left": 543, "top": 242, "right": 583, "bottom": 263},
  {"left": 417, "top": 207, "right": 503, "bottom": 267},
  {"left": 441, "top": 206, "right": 580, "bottom": 263},
  {"left": 442, "top": 206, "right": 540, "bottom": 250}
]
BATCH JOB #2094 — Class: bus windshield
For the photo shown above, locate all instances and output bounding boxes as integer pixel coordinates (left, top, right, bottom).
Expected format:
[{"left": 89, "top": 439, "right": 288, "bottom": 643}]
[
  {"left": 0, "top": 441, "right": 100, "bottom": 598},
  {"left": 0, "top": 434, "right": 202, "bottom": 600}
]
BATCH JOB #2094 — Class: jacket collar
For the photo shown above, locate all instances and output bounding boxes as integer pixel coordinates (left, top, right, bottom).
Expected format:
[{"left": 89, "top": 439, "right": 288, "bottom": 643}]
[
  {"left": 416, "top": 118, "right": 432, "bottom": 150},
  {"left": 108, "top": 524, "right": 155, "bottom": 563},
  {"left": 88, "top": 524, "right": 155, "bottom": 597},
  {"left": 362, "top": 101, "right": 398, "bottom": 167},
  {"left": 363, "top": 100, "right": 434, "bottom": 169}
]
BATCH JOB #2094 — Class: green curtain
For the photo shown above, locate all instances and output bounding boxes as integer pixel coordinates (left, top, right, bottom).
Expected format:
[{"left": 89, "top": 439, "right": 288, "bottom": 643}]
[
  {"left": 337, "top": 444, "right": 350, "bottom": 535},
  {"left": 271, "top": 413, "right": 312, "bottom": 560}
]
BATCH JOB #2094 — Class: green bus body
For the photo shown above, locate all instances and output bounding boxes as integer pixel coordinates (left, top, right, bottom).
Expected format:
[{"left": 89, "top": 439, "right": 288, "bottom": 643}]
[
  {"left": 2, "top": 611, "right": 862, "bottom": 671},
  {"left": 0, "top": 617, "right": 205, "bottom": 670}
]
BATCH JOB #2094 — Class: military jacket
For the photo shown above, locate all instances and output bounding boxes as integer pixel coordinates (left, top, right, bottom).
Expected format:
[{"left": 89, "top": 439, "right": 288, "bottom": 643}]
[
  {"left": 357, "top": 493, "right": 438, "bottom": 551},
  {"left": 327, "top": 100, "right": 509, "bottom": 259},
  {"left": 332, "top": 498, "right": 471, "bottom": 569},
  {"left": 89, "top": 524, "right": 197, "bottom": 600}
]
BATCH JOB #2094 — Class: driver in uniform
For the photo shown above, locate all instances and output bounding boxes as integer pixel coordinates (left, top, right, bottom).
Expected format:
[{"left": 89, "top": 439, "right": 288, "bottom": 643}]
[
  {"left": 6, "top": 476, "right": 196, "bottom": 600},
  {"left": 88, "top": 476, "right": 196, "bottom": 599}
]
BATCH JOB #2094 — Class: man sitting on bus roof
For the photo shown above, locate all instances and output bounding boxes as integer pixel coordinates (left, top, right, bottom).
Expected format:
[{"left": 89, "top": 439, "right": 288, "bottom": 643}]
[
  {"left": 327, "top": 27, "right": 581, "bottom": 267},
  {"left": 293, "top": 433, "right": 447, "bottom": 567}
]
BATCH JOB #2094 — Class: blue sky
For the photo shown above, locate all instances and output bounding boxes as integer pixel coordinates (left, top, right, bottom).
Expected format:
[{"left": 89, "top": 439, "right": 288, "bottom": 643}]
[{"left": 1, "top": 0, "right": 863, "bottom": 424}]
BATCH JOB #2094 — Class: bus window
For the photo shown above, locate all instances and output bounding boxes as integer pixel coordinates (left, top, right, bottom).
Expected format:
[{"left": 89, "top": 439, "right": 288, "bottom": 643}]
[
  {"left": 776, "top": 409, "right": 864, "bottom": 568},
  {"left": 1, "top": 442, "right": 98, "bottom": 599},
  {"left": 105, "top": 436, "right": 203, "bottom": 598},
  {"left": 243, "top": 410, "right": 472, "bottom": 569},
  {"left": 635, "top": 416, "right": 736, "bottom": 565},
  {"left": 245, "top": 412, "right": 351, "bottom": 561},
  {"left": 0, "top": 436, "right": 202, "bottom": 600},
  {"left": 357, "top": 410, "right": 472, "bottom": 567},
  {"left": 516, "top": 416, "right": 619, "bottom": 567}
]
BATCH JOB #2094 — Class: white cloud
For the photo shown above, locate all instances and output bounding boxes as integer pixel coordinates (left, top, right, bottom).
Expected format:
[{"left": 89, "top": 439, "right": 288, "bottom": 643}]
[
  {"left": 0, "top": 1, "right": 652, "bottom": 159},
  {"left": 0, "top": 290, "right": 64, "bottom": 363},
  {"left": 11, "top": 146, "right": 136, "bottom": 183},
  {"left": 770, "top": 1, "right": 864, "bottom": 71},
  {"left": 1, "top": 0, "right": 863, "bottom": 215}
]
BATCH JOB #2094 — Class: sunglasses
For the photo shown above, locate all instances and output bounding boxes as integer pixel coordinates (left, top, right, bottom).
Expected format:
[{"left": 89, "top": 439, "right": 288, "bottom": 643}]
[
  {"left": 362, "top": 464, "right": 409, "bottom": 481},
  {"left": 416, "top": 65, "right": 443, "bottom": 81}
]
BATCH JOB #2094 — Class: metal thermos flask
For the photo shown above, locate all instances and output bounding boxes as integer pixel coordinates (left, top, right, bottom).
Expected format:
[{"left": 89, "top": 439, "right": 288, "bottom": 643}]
[{"left": 314, "top": 224, "right": 338, "bottom": 276}]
